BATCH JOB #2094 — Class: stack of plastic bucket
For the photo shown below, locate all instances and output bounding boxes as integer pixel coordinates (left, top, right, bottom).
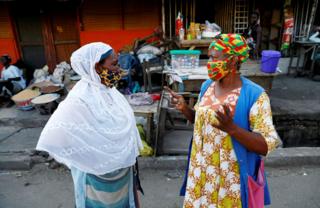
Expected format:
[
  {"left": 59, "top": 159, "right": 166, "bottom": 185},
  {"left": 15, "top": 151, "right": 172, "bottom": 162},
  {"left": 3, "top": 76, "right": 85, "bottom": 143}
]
[{"left": 261, "top": 50, "right": 281, "bottom": 73}]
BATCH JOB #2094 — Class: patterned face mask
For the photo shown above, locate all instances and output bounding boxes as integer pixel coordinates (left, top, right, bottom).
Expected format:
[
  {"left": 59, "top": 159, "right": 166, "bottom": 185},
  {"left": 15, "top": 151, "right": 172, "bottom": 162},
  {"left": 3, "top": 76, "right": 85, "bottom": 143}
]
[
  {"left": 97, "top": 68, "right": 122, "bottom": 88},
  {"left": 207, "top": 57, "right": 233, "bottom": 81}
]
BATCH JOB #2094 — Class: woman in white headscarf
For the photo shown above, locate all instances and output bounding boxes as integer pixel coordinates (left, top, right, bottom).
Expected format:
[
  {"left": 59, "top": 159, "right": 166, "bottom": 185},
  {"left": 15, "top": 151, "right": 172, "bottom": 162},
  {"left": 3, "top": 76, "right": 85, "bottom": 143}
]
[{"left": 36, "top": 42, "right": 143, "bottom": 208}]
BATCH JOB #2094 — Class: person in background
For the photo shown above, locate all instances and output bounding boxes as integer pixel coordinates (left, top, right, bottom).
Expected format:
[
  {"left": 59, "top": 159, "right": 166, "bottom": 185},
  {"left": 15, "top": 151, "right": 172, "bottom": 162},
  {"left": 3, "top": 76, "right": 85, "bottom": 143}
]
[
  {"left": 309, "top": 26, "right": 320, "bottom": 42},
  {"left": 309, "top": 26, "right": 320, "bottom": 80},
  {"left": 244, "top": 12, "right": 262, "bottom": 59},
  {"left": 0, "top": 55, "right": 26, "bottom": 97}
]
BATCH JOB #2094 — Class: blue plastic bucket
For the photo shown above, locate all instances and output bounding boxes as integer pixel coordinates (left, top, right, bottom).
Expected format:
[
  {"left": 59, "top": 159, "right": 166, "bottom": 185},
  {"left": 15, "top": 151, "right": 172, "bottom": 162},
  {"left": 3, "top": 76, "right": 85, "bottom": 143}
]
[{"left": 261, "top": 50, "right": 281, "bottom": 73}]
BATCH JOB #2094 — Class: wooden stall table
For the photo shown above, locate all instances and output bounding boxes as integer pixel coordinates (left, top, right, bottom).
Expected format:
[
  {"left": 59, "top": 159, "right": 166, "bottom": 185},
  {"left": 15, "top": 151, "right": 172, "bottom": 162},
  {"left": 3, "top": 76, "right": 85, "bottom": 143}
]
[
  {"left": 127, "top": 99, "right": 159, "bottom": 146},
  {"left": 175, "top": 39, "right": 213, "bottom": 55},
  {"left": 288, "top": 40, "right": 320, "bottom": 77}
]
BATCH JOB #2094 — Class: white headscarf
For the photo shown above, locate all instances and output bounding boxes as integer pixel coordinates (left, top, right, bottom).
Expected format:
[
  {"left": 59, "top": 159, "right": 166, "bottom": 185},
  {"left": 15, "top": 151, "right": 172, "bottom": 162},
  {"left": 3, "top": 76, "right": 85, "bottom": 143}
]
[{"left": 36, "top": 42, "right": 142, "bottom": 175}]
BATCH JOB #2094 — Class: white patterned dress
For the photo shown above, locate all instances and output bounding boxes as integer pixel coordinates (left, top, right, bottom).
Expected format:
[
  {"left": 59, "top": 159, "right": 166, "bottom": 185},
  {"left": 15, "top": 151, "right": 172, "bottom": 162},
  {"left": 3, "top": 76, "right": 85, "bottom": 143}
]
[{"left": 183, "top": 82, "right": 281, "bottom": 208}]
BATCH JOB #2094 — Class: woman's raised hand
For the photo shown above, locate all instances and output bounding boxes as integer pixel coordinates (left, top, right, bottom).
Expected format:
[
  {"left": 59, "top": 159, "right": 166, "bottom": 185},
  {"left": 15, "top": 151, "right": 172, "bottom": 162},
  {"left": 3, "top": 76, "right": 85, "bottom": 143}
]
[{"left": 164, "top": 86, "right": 187, "bottom": 112}]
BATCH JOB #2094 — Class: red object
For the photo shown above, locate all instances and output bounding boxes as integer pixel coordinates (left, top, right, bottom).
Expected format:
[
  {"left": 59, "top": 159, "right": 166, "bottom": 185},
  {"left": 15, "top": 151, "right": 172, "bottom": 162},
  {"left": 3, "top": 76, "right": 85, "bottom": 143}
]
[
  {"left": 80, "top": 29, "right": 155, "bottom": 52},
  {"left": 151, "top": 93, "right": 161, "bottom": 101},
  {"left": 175, "top": 13, "right": 183, "bottom": 36},
  {"left": 282, "top": 17, "right": 294, "bottom": 43},
  {"left": 176, "top": 19, "right": 183, "bottom": 36},
  {"left": 0, "top": 39, "right": 20, "bottom": 63},
  {"left": 281, "top": 7, "right": 294, "bottom": 50}
]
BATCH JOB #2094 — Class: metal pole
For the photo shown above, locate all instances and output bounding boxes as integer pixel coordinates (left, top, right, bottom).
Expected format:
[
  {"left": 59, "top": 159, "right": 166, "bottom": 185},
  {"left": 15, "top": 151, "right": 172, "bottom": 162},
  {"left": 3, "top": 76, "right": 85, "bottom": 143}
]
[
  {"left": 233, "top": 0, "right": 235, "bottom": 32},
  {"left": 162, "top": 0, "right": 166, "bottom": 39},
  {"left": 169, "top": 0, "right": 172, "bottom": 39},
  {"left": 299, "top": 0, "right": 305, "bottom": 39},
  {"left": 305, "top": 0, "right": 311, "bottom": 37},
  {"left": 229, "top": 0, "right": 231, "bottom": 32},
  {"left": 234, "top": 0, "right": 237, "bottom": 33},
  {"left": 226, "top": 0, "right": 229, "bottom": 32},
  {"left": 293, "top": 0, "right": 299, "bottom": 41},
  {"left": 191, "top": 0, "right": 194, "bottom": 22},
  {"left": 189, "top": 0, "right": 192, "bottom": 23},
  {"left": 175, "top": 0, "right": 177, "bottom": 19},
  {"left": 186, "top": 0, "right": 188, "bottom": 29},
  {"left": 193, "top": 0, "right": 195, "bottom": 22},
  {"left": 307, "top": 0, "right": 319, "bottom": 38},
  {"left": 224, "top": 1, "right": 226, "bottom": 32}
]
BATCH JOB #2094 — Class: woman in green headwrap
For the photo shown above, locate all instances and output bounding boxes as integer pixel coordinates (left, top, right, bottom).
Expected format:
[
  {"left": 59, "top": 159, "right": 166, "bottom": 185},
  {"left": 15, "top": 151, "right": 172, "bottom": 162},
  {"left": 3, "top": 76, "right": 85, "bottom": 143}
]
[{"left": 166, "top": 34, "right": 281, "bottom": 208}]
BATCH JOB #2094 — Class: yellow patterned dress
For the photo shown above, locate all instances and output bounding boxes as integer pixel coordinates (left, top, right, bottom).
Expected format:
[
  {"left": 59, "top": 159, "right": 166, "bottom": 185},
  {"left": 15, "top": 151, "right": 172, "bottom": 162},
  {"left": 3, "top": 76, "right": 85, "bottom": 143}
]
[{"left": 183, "top": 82, "right": 281, "bottom": 208}]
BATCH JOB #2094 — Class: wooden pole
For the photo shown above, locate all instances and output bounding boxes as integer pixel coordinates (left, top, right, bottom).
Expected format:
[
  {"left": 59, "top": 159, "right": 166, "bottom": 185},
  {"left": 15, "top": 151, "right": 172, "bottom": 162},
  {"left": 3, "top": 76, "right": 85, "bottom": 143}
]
[{"left": 42, "top": 12, "right": 57, "bottom": 72}]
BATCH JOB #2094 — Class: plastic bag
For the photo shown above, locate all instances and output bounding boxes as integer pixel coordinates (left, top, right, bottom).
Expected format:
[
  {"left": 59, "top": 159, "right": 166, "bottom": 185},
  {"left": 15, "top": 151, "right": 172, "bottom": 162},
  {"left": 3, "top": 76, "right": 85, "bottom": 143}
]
[
  {"left": 204, "top": 21, "right": 221, "bottom": 32},
  {"left": 51, "top": 62, "right": 72, "bottom": 84},
  {"left": 33, "top": 65, "right": 49, "bottom": 83},
  {"left": 137, "top": 124, "right": 153, "bottom": 156},
  {"left": 137, "top": 45, "right": 162, "bottom": 56},
  {"left": 128, "top": 93, "right": 154, "bottom": 106},
  {"left": 202, "top": 21, "right": 221, "bottom": 38}
]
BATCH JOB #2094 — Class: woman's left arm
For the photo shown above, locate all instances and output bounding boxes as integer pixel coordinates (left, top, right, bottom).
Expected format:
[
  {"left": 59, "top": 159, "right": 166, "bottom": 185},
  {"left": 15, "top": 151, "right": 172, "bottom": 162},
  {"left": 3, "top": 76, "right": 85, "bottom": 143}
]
[{"left": 213, "top": 92, "right": 281, "bottom": 156}]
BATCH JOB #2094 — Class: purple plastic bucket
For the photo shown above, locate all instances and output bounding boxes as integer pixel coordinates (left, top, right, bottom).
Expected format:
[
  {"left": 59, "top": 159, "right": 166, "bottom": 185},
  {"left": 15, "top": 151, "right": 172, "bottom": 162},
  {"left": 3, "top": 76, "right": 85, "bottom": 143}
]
[{"left": 261, "top": 50, "right": 281, "bottom": 73}]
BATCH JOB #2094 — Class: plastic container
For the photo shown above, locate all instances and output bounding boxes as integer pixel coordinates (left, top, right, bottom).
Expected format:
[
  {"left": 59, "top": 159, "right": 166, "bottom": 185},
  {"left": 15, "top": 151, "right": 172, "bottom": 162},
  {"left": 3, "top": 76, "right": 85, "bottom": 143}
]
[
  {"left": 170, "top": 50, "right": 201, "bottom": 69},
  {"left": 261, "top": 50, "right": 281, "bottom": 73},
  {"left": 179, "top": 28, "right": 185, "bottom": 40}
]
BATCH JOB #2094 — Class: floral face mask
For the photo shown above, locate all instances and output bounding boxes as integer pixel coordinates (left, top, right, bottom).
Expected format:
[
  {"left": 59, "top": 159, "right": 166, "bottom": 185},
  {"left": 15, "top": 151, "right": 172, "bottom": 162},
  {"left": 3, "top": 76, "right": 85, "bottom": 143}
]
[{"left": 97, "top": 68, "right": 122, "bottom": 88}]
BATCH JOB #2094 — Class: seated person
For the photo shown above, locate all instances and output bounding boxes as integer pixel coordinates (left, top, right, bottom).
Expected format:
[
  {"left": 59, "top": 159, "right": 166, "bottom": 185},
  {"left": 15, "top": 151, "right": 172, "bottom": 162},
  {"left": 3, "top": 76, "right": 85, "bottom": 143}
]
[
  {"left": 309, "top": 26, "right": 320, "bottom": 79},
  {"left": 0, "top": 55, "right": 26, "bottom": 97},
  {"left": 309, "top": 26, "right": 320, "bottom": 43}
]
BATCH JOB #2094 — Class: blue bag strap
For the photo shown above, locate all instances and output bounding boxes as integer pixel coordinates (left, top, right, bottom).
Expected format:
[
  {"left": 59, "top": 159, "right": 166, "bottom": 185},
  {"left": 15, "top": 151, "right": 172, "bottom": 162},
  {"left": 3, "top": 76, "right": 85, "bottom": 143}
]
[
  {"left": 179, "top": 137, "right": 193, "bottom": 196},
  {"left": 199, "top": 79, "right": 213, "bottom": 100}
]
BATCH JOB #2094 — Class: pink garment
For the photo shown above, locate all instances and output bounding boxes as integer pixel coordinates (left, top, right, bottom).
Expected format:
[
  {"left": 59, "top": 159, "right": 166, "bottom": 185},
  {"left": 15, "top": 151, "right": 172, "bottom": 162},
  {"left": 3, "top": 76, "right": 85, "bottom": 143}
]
[{"left": 248, "top": 160, "right": 265, "bottom": 208}]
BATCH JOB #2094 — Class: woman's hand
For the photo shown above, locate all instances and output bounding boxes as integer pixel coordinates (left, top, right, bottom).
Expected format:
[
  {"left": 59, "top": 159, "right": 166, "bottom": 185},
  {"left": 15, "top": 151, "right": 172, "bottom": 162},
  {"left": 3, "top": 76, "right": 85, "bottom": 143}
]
[
  {"left": 164, "top": 86, "right": 187, "bottom": 112},
  {"left": 212, "top": 104, "right": 268, "bottom": 155},
  {"left": 212, "top": 104, "right": 237, "bottom": 134},
  {"left": 164, "top": 86, "right": 195, "bottom": 123}
]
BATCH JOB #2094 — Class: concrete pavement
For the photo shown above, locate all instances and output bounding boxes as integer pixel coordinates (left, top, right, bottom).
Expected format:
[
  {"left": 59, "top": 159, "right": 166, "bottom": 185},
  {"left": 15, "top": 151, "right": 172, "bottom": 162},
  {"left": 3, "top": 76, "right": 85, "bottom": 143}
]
[
  {"left": 0, "top": 122, "right": 320, "bottom": 170},
  {"left": 0, "top": 109, "right": 320, "bottom": 170},
  {"left": 0, "top": 164, "right": 319, "bottom": 208},
  {"left": 137, "top": 147, "right": 320, "bottom": 170}
]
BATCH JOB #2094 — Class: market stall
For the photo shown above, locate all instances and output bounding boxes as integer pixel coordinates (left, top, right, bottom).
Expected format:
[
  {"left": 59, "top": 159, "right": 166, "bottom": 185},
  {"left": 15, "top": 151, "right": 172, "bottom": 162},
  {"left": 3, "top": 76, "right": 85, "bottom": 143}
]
[{"left": 165, "top": 60, "right": 282, "bottom": 94}]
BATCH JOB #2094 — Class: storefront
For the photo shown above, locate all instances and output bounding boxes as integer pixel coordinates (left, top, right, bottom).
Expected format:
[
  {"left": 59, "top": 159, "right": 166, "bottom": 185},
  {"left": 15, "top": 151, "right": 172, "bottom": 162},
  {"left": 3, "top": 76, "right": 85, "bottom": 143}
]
[
  {"left": 0, "top": 0, "right": 161, "bottom": 74},
  {"left": 79, "top": 0, "right": 161, "bottom": 51},
  {"left": 162, "top": 0, "right": 319, "bottom": 53}
]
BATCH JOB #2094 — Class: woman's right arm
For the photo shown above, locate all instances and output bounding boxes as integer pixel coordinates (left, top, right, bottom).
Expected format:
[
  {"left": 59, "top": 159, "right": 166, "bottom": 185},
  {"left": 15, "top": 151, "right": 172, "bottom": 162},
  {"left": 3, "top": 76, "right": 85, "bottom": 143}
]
[
  {"left": 164, "top": 87, "right": 195, "bottom": 123},
  {"left": 180, "top": 105, "right": 195, "bottom": 123}
]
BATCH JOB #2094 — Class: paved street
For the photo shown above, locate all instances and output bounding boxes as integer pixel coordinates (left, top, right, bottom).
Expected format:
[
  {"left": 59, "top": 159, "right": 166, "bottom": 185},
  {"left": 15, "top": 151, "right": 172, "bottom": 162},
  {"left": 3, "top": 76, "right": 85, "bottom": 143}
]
[{"left": 0, "top": 164, "right": 319, "bottom": 208}]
